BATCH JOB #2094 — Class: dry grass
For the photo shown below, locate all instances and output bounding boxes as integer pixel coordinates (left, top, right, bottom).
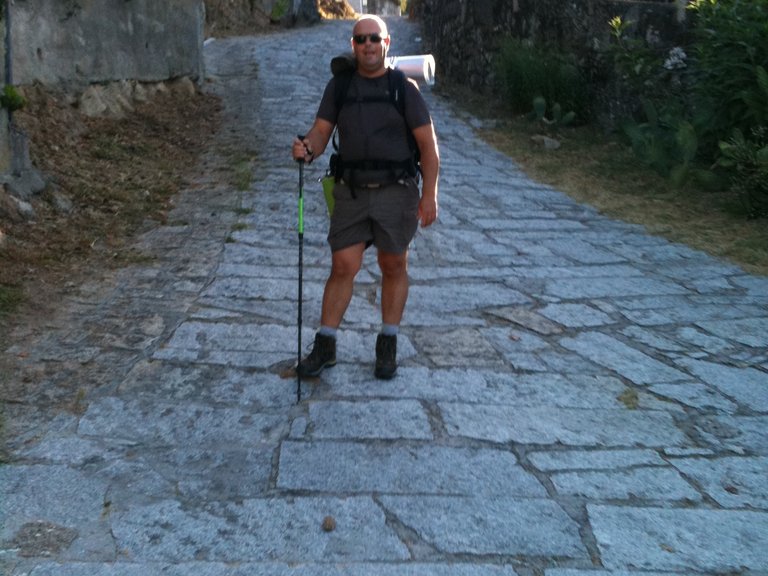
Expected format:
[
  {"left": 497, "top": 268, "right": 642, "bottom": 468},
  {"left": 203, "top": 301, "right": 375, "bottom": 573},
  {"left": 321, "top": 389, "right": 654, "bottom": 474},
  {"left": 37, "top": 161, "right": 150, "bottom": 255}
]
[
  {"left": 318, "top": 0, "right": 357, "bottom": 19},
  {"left": 441, "top": 85, "right": 768, "bottom": 276},
  {"left": 0, "top": 85, "right": 221, "bottom": 326}
]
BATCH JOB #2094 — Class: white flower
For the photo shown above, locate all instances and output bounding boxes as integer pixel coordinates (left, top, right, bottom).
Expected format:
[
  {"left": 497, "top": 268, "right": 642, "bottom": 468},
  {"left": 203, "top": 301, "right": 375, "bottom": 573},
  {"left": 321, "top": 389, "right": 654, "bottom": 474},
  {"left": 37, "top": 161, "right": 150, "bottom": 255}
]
[{"left": 664, "top": 47, "right": 688, "bottom": 70}]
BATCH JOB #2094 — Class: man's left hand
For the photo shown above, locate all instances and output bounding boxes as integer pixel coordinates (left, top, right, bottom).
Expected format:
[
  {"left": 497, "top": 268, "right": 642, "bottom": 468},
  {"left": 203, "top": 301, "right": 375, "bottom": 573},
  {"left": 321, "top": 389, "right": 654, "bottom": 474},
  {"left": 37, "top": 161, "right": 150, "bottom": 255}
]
[{"left": 418, "top": 196, "right": 438, "bottom": 227}]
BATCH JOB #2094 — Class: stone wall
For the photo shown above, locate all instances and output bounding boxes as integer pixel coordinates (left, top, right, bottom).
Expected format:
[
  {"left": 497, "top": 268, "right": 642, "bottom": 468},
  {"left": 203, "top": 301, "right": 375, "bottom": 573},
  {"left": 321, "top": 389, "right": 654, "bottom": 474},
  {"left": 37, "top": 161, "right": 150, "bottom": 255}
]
[
  {"left": 1, "top": 6, "right": 9, "bottom": 174},
  {"left": 205, "top": 0, "right": 320, "bottom": 35},
  {"left": 11, "top": 0, "right": 206, "bottom": 89},
  {"left": 1, "top": 0, "right": 208, "bottom": 208},
  {"left": 417, "top": 0, "right": 689, "bottom": 92}
]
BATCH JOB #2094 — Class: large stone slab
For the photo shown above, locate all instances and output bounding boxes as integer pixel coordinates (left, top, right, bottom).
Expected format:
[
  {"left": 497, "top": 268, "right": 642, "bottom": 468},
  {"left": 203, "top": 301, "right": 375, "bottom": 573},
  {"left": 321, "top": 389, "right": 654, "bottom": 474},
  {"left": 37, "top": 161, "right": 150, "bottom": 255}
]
[
  {"left": 114, "top": 447, "right": 274, "bottom": 500},
  {"left": 156, "top": 322, "right": 298, "bottom": 356},
  {"left": 308, "top": 400, "right": 432, "bottom": 440},
  {"left": 669, "top": 456, "right": 768, "bottom": 508},
  {"left": 0, "top": 465, "right": 114, "bottom": 560},
  {"left": 538, "top": 303, "right": 614, "bottom": 328},
  {"left": 202, "top": 277, "right": 309, "bottom": 301},
  {"left": 380, "top": 496, "right": 587, "bottom": 558},
  {"left": 675, "top": 358, "right": 768, "bottom": 411},
  {"left": 550, "top": 467, "right": 701, "bottom": 501},
  {"left": 560, "top": 332, "right": 689, "bottom": 385},
  {"left": 112, "top": 497, "right": 409, "bottom": 562},
  {"left": 589, "top": 505, "right": 768, "bottom": 571},
  {"left": 117, "top": 360, "right": 295, "bottom": 409},
  {"left": 508, "top": 264, "right": 642, "bottom": 280},
  {"left": 544, "top": 276, "right": 688, "bottom": 299},
  {"left": 407, "top": 282, "right": 531, "bottom": 314},
  {"left": 327, "top": 369, "right": 659, "bottom": 412},
  {"left": 411, "top": 328, "right": 503, "bottom": 367},
  {"left": 693, "top": 415, "right": 768, "bottom": 454},
  {"left": 648, "top": 383, "right": 739, "bottom": 413},
  {"left": 527, "top": 449, "right": 666, "bottom": 471},
  {"left": 78, "top": 397, "right": 287, "bottom": 447},
  {"left": 441, "top": 404, "right": 689, "bottom": 447},
  {"left": 619, "top": 302, "right": 766, "bottom": 326},
  {"left": 475, "top": 218, "right": 587, "bottom": 232},
  {"left": 278, "top": 441, "right": 546, "bottom": 496},
  {"left": 695, "top": 317, "right": 768, "bottom": 348},
  {"left": 542, "top": 238, "right": 626, "bottom": 264}
]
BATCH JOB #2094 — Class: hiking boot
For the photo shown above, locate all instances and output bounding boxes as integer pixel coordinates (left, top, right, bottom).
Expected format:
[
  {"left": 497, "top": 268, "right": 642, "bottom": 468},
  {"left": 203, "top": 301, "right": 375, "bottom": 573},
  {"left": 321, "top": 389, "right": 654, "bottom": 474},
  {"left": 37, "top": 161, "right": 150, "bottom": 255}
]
[
  {"left": 297, "top": 333, "right": 336, "bottom": 377},
  {"left": 375, "top": 334, "right": 397, "bottom": 380}
]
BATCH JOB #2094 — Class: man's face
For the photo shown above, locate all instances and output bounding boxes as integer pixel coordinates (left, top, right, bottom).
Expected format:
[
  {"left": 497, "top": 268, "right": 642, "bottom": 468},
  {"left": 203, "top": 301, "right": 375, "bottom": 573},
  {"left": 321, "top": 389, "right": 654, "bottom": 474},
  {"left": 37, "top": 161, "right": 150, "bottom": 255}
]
[{"left": 351, "top": 19, "right": 390, "bottom": 75}]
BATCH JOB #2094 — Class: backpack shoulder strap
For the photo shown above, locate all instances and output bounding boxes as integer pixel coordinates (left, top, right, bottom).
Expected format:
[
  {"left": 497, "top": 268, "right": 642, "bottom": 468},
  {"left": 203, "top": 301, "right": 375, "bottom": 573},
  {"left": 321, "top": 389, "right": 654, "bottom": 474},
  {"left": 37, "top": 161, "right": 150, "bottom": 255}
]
[
  {"left": 387, "top": 68, "right": 419, "bottom": 166},
  {"left": 387, "top": 67, "right": 407, "bottom": 118},
  {"left": 333, "top": 69, "right": 355, "bottom": 112}
]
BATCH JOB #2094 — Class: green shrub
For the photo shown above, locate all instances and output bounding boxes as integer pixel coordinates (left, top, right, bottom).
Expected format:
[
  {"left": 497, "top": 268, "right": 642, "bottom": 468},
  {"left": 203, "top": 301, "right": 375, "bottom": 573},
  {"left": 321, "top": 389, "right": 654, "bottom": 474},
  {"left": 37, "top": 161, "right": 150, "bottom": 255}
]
[
  {"left": 496, "top": 39, "right": 589, "bottom": 123},
  {"left": 688, "top": 0, "right": 768, "bottom": 156},
  {"left": 0, "top": 284, "right": 24, "bottom": 316},
  {"left": 530, "top": 96, "right": 576, "bottom": 128},
  {"left": 621, "top": 98, "right": 698, "bottom": 184},
  {"left": 718, "top": 127, "right": 768, "bottom": 218},
  {"left": 270, "top": 0, "right": 289, "bottom": 21},
  {"left": 607, "top": 16, "right": 666, "bottom": 95},
  {"left": 0, "top": 85, "right": 26, "bottom": 112},
  {"left": 606, "top": 1, "right": 768, "bottom": 202}
]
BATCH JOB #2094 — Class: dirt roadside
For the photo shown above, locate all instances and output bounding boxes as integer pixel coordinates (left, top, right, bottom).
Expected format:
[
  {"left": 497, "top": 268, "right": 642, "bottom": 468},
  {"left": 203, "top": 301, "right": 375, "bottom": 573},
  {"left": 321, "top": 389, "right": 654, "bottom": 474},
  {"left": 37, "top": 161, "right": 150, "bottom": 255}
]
[{"left": 0, "top": 83, "right": 223, "bottom": 348}]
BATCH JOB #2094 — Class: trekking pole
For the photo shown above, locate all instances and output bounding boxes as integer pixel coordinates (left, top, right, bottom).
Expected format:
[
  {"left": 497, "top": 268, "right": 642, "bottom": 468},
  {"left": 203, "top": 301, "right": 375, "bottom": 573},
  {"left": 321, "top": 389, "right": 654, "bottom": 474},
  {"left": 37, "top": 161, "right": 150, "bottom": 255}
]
[{"left": 295, "top": 136, "right": 306, "bottom": 403}]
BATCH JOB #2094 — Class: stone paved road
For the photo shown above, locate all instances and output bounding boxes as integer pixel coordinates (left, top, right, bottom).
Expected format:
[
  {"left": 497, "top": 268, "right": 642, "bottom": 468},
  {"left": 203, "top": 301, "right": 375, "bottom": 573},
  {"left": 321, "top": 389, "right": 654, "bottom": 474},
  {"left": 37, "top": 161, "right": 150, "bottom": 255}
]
[{"left": 2, "top": 17, "right": 768, "bottom": 576}]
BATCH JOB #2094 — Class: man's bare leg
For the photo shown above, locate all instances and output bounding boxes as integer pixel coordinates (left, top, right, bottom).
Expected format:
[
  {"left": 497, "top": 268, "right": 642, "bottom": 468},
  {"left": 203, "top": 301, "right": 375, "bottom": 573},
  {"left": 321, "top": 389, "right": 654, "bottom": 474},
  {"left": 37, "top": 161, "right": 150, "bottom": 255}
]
[
  {"left": 378, "top": 249, "right": 409, "bottom": 326},
  {"left": 374, "top": 249, "right": 408, "bottom": 379},
  {"left": 297, "top": 242, "right": 365, "bottom": 377},
  {"left": 320, "top": 242, "right": 366, "bottom": 328}
]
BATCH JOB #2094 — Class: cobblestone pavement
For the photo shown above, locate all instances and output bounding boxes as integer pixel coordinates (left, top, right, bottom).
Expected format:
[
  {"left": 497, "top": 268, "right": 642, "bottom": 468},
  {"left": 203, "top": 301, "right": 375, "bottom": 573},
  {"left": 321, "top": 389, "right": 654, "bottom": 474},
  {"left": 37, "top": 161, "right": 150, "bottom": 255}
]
[{"left": 2, "top": 17, "right": 768, "bottom": 576}]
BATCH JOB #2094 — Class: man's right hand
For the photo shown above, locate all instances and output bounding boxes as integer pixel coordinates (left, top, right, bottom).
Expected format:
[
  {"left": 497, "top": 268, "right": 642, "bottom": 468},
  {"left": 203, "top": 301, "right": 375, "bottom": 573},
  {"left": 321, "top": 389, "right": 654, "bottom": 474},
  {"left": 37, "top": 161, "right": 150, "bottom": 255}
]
[{"left": 293, "top": 136, "right": 314, "bottom": 163}]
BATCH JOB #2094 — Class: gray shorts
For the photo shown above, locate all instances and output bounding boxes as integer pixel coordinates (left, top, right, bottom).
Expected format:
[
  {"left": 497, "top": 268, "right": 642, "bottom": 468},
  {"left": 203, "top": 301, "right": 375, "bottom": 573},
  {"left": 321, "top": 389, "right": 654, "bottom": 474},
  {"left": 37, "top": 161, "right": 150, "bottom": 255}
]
[{"left": 328, "top": 178, "right": 420, "bottom": 254}]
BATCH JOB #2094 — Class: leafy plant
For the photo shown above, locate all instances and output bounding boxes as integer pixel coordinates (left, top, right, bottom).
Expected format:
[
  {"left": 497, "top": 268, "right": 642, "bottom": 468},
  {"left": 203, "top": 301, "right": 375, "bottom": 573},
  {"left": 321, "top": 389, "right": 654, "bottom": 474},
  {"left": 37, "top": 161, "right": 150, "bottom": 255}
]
[
  {"left": 718, "top": 127, "right": 768, "bottom": 218},
  {"left": 0, "top": 85, "right": 27, "bottom": 112},
  {"left": 496, "top": 39, "right": 589, "bottom": 123},
  {"left": 621, "top": 98, "right": 698, "bottom": 186},
  {"left": 0, "top": 284, "right": 24, "bottom": 316},
  {"left": 530, "top": 96, "right": 576, "bottom": 128},
  {"left": 605, "top": 2, "right": 768, "bottom": 200},
  {"left": 687, "top": 0, "right": 768, "bottom": 156},
  {"left": 270, "top": 0, "right": 290, "bottom": 21},
  {"left": 607, "top": 16, "right": 664, "bottom": 92}
]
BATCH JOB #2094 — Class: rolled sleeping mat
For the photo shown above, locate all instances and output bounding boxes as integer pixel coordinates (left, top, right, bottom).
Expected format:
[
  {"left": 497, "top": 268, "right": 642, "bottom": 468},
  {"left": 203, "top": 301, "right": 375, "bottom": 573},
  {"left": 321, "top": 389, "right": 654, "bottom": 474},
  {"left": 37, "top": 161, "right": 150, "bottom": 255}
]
[
  {"left": 387, "top": 54, "right": 436, "bottom": 86},
  {"left": 331, "top": 53, "right": 437, "bottom": 87}
]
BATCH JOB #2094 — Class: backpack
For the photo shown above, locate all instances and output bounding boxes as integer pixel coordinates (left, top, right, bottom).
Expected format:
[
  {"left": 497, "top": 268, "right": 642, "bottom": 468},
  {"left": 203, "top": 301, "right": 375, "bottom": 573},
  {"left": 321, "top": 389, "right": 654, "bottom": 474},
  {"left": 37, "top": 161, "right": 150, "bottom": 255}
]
[{"left": 327, "top": 55, "right": 420, "bottom": 184}]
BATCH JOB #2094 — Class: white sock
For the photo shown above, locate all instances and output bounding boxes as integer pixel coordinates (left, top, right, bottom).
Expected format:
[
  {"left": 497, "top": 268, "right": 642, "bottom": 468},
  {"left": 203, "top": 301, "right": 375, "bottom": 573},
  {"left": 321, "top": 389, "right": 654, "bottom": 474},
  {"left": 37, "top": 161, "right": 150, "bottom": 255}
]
[
  {"left": 318, "top": 325, "right": 337, "bottom": 338},
  {"left": 381, "top": 324, "right": 399, "bottom": 336}
]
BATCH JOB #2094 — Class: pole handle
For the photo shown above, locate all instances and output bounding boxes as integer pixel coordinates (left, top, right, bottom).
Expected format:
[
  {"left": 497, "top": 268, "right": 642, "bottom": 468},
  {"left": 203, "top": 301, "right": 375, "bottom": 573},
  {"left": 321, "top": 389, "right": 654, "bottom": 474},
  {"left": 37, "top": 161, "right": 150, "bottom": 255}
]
[{"left": 296, "top": 134, "right": 307, "bottom": 164}]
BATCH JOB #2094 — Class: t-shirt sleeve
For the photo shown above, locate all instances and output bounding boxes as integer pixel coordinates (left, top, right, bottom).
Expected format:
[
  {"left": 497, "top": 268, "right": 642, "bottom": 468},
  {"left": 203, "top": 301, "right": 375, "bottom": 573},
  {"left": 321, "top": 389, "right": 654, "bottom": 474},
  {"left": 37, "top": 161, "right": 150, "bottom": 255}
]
[
  {"left": 316, "top": 77, "right": 338, "bottom": 124},
  {"left": 404, "top": 78, "right": 432, "bottom": 131}
]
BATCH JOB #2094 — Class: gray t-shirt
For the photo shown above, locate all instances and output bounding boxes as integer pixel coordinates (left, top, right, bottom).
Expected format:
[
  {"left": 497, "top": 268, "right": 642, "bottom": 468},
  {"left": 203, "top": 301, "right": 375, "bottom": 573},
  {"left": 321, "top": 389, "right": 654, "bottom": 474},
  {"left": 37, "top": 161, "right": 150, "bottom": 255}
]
[{"left": 317, "top": 70, "right": 432, "bottom": 164}]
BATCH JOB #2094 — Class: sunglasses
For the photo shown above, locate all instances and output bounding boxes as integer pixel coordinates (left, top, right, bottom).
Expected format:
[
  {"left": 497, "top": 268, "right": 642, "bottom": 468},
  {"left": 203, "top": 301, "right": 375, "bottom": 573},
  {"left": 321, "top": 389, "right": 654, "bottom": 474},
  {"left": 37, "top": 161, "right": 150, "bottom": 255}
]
[{"left": 352, "top": 33, "right": 385, "bottom": 45}]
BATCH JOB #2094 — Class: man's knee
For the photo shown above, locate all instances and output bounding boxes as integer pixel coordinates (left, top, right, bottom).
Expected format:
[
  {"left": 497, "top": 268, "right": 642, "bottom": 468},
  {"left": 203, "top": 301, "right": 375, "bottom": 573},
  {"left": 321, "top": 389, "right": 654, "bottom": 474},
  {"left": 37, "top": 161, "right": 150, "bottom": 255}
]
[
  {"left": 378, "top": 251, "right": 408, "bottom": 277},
  {"left": 331, "top": 244, "right": 365, "bottom": 278}
]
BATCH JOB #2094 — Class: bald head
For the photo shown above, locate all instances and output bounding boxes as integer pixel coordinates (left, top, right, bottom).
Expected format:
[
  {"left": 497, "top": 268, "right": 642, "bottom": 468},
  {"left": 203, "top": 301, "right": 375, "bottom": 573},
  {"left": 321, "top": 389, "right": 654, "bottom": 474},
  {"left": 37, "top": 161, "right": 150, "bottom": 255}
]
[{"left": 353, "top": 14, "right": 389, "bottom": 37}]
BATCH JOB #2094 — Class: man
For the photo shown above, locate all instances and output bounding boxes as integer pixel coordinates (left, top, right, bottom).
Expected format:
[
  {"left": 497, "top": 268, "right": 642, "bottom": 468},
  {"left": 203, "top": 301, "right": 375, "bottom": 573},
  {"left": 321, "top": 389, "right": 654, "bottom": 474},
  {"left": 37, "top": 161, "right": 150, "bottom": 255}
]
[{"left": 291, "top": 14, "right": 439, "bottom": 380}]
